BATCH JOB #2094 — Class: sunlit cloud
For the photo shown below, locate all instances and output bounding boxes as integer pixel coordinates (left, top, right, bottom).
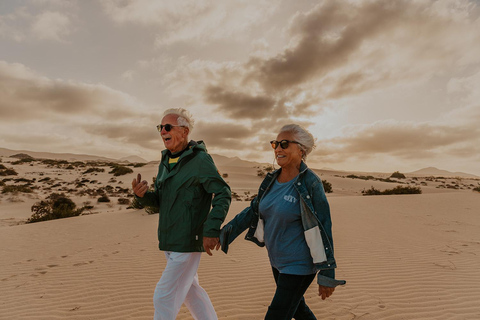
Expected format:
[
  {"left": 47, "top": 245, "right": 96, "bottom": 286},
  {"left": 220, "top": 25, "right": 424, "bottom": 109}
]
[
  {"left": 100, "top": 0, "right": 279, "bottom": 45},
  {"left": 0, "top": 1, "right": 76, "bottom": 42}
]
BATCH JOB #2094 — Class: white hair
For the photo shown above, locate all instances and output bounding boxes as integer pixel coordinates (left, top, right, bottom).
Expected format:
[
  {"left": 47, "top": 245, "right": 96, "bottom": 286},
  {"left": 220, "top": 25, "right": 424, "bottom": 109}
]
[
  {"left": 163, "top": 108, "right": 195, "bottom": 132},
  {"left": 279, "top": 124, "right": 316, "bottom": 161}
]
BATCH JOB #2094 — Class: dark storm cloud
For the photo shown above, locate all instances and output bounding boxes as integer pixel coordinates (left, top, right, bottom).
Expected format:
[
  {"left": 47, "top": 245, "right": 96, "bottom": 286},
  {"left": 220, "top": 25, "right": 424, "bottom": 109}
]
[
  {"left": 204, "top": 85, "right": 276, "bottom": 119},
  {"left": 203, "top": 0, "right": 475, "bottom": 121},
  {"left": 252, "top": 1, "right": 406, "bottom": 92}
]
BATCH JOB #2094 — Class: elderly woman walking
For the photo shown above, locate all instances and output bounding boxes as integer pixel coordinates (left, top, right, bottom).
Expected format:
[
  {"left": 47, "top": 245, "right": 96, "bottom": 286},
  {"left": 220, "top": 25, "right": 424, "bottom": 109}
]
[{"left": 220, "top": 124, "right": 345, "bottom": 320}]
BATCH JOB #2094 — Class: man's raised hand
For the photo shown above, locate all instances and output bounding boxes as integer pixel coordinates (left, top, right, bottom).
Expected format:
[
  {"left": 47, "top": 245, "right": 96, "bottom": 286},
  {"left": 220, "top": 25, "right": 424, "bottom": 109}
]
[{"left": 132, "top": 173, "right": 149, "bottom": 197}]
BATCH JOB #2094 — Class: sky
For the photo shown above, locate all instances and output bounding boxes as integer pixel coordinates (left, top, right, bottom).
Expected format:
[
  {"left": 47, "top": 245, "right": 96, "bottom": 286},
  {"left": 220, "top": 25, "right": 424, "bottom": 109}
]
[{"left": 1, "top": 0, "right": 480, "bottom": 175}]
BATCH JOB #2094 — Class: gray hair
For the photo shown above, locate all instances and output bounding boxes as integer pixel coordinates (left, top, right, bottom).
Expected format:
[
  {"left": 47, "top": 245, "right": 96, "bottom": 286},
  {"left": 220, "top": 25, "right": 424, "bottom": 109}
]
[
  {"left": 279, "top": 124, "right": 316, "bottom": 161},
  {"left": 163, "top": 108, "right": 195, "bottom": 132}
]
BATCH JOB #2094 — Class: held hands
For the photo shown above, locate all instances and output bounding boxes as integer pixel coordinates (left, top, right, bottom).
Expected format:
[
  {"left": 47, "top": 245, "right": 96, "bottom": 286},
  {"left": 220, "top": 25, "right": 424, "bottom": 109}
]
[
  {"left": 318, "top": 285, "right": 335, "bottom": 300},
  {"left": 203, "top": 237, "right": 220, "bottom": 256},
  {"left": 132, "top": 173, "right": 149, "bottom": 198}
]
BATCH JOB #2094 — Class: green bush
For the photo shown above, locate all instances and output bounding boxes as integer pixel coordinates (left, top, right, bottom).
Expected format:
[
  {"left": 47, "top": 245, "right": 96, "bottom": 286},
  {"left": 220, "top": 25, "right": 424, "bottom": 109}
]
[
  {"left": 346, "top": 174, "right": 375, "bottom": 180},
  {"left": 473, "top": 186, "right": 480, "bottom": 193},
  {"left": 128, "top": 197, "right": 158, "bottom": 214},
  {"left": 118, "top": 198, "right": 131, "bottom": 205},
  {"left": 28, "top": 193, "right": 85, "bottom": 223},
  {"left": 0, "top": 168, "right": 18, "bottom": 176},
  {"left": 362, "top": 185, "right": 422, "bottom": 196},
  {"left": 322, "top": 180, "right": 333, "bottom": 193},
  {"left": 83, "top": 167, "right": 105, "bottom": 174},
  {"left": 390, "top": 171, "right": 406, "bottom": 179},
  {"left": 12, "top": 158, "right": 35, "bottom": 165},
  {"left": 133, "top": 163, "right": 146, "bottom": 168},
  {"left": 109, "top": 166, "right": 133, "bottom": 176},
  {"left": 2, "top": 184, "right": 33, "bottom": 194},
  {"left": 98, "top": 195, "right": 111, "bottom": 203}
]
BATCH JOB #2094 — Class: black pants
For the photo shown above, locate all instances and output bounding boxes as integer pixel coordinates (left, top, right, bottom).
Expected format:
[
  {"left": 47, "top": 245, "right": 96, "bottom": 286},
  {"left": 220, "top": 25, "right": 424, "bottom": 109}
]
[{"left": 265, "top": 267, "right": 317, "bottom": 320}]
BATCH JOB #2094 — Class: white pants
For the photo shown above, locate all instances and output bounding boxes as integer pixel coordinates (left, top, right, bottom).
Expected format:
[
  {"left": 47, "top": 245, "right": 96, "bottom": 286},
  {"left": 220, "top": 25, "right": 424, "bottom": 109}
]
[{"left": 153, "top": 252, "right": 217, "bottom": 320}]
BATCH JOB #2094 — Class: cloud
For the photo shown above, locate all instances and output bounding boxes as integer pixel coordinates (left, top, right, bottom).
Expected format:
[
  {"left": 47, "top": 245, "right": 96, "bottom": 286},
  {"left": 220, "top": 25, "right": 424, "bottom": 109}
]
[
  {"left": 0, "top": 60, "right": 141, "bottom": 121},
  {"left": 192, "top": 121, "right": 256, "bottom": 150},
  {"left": 100, "top": 0, "right": 279, "bottom": 45},
  {"left": 0, "top": 2, "right": 76, "bottom": 42},
  {"left": 81, "top": 121, "right": 160, "bottom": 150},
  {"left": 312, "top": 119, "right": 480, "bottom": 164},
  {"left": 172, "top": 0, "right": 480, "bottom": 126},
  {"left": 204, "top": 86, "right": 276, "bottom": 119},
  {"left": 31, "top": 11, "right": 72, "bottom": 41}
]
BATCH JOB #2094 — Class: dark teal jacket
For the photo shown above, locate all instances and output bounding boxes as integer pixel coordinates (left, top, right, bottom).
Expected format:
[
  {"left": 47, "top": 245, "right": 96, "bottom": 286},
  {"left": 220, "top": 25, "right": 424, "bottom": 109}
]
[{"left": 137, "top": 141, "right": 231, "bottom": 252}]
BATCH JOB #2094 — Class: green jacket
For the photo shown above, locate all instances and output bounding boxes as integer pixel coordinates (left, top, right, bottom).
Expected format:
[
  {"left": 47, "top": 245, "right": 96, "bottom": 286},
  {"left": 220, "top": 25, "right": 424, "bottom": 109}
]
[{"left": 137, "top": 140, "right": 231, "bottom": 252}]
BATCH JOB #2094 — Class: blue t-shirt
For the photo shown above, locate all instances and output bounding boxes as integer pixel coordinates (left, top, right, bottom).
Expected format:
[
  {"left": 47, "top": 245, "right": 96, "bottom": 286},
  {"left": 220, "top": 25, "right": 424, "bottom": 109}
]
[{"left": 258, "top": 177, "right": 316, "bottom": 275}]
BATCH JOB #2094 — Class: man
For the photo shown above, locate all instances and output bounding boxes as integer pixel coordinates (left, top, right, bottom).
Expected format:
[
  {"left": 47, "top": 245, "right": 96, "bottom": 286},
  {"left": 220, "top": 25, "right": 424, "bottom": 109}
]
[{"left": 132, "top": 108, "right": 231, "bottom": 320}]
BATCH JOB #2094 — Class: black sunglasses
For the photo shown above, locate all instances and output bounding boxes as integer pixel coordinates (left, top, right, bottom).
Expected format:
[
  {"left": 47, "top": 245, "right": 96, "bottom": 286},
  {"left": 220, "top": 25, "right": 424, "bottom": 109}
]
[
  {"left": 270, "top": 140, "right": 302, "bottom": 149},
  {"left": 156, "top": 124, "right": 185, "bottom": 132}
]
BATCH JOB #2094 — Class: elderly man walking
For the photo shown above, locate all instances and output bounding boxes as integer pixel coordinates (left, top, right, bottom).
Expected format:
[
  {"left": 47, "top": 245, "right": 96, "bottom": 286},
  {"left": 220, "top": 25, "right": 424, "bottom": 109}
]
[{"left": 132, "top": 108, "right": 231, "bottom": 320}]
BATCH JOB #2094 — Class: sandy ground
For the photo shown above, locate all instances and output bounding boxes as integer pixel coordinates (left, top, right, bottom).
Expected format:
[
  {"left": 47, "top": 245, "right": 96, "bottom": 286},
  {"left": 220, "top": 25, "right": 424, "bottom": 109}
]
[{"left": 1, "top": 155, "right": 480, "bottom": 319}]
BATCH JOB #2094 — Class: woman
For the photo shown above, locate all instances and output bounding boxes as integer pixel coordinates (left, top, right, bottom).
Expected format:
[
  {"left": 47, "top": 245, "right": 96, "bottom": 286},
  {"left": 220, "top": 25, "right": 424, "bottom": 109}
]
[{"left": 220, "top": 124, "right": 345, "bottom": 320}]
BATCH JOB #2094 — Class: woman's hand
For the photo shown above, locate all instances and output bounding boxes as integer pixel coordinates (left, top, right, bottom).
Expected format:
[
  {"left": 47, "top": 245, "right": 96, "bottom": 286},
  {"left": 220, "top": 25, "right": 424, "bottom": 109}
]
[{"left": 318, "top": 285, "right": 335, "bottom": 300}]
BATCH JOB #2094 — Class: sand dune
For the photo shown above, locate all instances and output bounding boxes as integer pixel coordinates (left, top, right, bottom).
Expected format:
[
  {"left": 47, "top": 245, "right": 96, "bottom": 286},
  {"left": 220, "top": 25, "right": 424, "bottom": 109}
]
[{"left": 1, "top": 153, "right": 480, "bottom": 319}]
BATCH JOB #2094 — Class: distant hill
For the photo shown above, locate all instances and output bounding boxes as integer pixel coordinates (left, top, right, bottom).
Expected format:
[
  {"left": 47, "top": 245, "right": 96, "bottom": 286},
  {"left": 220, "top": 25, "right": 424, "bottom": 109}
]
[
  {"left": 0, "top": 147, "right": 117, "bottom": 162},
  {"left": 408, "top": 167, "right": 479, "bottom": 178},
  {"left": 211, "top": 154, "right": 268, "bottom": 167},
  {"left": 118, "top": 155, "right": 148, "bottom": 163}
]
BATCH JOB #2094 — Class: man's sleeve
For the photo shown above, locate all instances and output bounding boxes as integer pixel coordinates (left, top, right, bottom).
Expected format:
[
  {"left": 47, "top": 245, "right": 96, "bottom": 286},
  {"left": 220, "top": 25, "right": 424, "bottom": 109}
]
[{"left": 199, "top": 154, "right": 232, "bottom": 238}]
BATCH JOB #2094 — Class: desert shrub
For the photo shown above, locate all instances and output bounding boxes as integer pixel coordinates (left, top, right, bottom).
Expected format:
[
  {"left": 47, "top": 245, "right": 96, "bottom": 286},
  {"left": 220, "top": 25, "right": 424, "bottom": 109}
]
[
  {"left": 362, "top": 187, "right": 382, "bottom": 195},
  {"left": 12, "top": 158, "right": 35, "bottom": 165},
  {"left": 390, "top": 171, "right": 406, "bottom": 179},
  {"left": 473, "top": 186, "right": 480, "bottom": 193},
  {"left": 0, "top": 180, "right": 5, "bottom": 187},
  {"left": 133, "top": 163, "right": 146, "bottom": 168},
  {"left": 346, "top": 174, "right": 375, "bottom": 180},
  {"left": 0, "top": 164, "right": 6, "bottom": 170},
  {"left": 363, "top": 185, "right": 422, "bottom": 196},
  {"left": 257, "top": 165, "right": 275, "bottom": 178},
  {"left": 118, "top": 198, "right": 130, "bottom": 205},
  {"left": 2, "top": 184, "right": 33, "bottom": 194},
  {"left": 377, "top": 178, "right": 398, "bottom": 183},
  {"left": 128, "top": 197, "right": 158, "bottom": 214},
  {"left": 28, "top": 193, "right": 85, "bottom": 223},
  {"left": 66, "top": 165, "right": 75, "bottom": 170},
  {"left": 109, "top": 166, "right": 133, "bottom": 176},
  {"left": 0, "top": 168, "right": 18, "bottom": 176},
  {"left": 231, "top": 191, "right": 241, "bottom": 201},
  {"left": 322, "top": 180, "right": 333, "bottom": 193},
  {"left": 98, "top": 195, "right": 111, "bottom": 203},
  {"left": 83, "top": 167, "right": 105, "bottom": 174}
]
